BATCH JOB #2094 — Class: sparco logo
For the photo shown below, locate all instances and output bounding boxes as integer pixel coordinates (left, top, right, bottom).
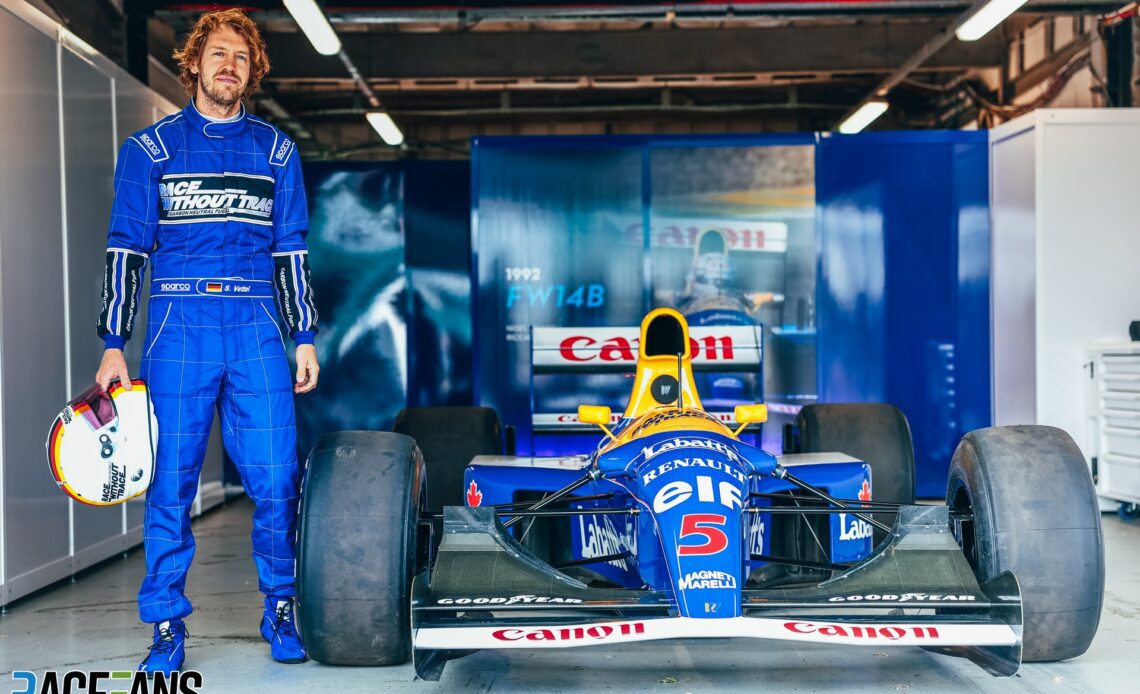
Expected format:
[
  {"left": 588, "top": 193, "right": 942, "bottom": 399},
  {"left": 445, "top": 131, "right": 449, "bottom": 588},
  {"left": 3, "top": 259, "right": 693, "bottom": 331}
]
[
  {"left": 784, "top": 622, "right": 941, "bottom": 639},
  {"left": 275, "top": 138, "right": 292, "bottom": 160},
  {"left": 558, "top": 335, "right": 737, "bottom": 362},
  {"left": 139, "top": 133, "right": 161, "bottom": 157},
  {"left": 160, "top": 282, "right": 192, "bottom": 292},
  {"left": 492, "top": 623, "right": 645, "bottom": 642},
  {"left": 437, "top": 595, "right": 583, "bottom": 606}
]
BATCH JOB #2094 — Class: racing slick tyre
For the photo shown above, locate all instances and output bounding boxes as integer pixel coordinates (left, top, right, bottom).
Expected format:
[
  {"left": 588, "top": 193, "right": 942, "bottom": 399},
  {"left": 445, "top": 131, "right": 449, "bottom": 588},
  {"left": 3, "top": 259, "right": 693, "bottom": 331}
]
[
  {"left": 394, "top": 406, "right": 501, "bottom": 511},
  {"left": 795, "top": 403, "right": 916, "bottom": 545},
  {"left": 947, "top": 425, "right": 1104, "bottom": 662},
  {"left": 297, "top": 431, "right": 426, "bottom": 665}
]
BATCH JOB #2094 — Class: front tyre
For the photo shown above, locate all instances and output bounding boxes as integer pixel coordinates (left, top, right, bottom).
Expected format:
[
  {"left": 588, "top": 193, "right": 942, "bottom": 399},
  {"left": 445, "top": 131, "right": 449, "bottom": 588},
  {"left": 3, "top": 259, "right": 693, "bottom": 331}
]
[
  {"left": 297, "top": 431, "right": 426, "bottom": 665},
  {"left": 947, "top": 425, "right": 1104, "bottom": 662}
]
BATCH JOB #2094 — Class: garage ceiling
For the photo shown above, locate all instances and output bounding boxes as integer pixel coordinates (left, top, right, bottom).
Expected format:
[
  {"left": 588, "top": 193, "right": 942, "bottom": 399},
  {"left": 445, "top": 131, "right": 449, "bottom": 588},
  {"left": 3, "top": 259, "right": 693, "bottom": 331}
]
[{"left": 62, "top": 1, "right": 1126, "bottom": 157}]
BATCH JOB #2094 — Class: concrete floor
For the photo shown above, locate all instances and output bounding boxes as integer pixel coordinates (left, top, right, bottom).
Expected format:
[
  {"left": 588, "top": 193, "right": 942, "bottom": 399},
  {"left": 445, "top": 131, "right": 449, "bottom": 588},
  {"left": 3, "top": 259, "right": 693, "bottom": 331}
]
[{"left": 2, "top": 497, "right": 1137, "bottom": 693}]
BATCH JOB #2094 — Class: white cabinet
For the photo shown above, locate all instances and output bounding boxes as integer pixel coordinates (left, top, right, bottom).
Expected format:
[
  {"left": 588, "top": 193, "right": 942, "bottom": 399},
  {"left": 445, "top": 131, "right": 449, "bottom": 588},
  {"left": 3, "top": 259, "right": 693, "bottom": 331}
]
[
  {"left": 990, "top": 109, "right": 1140, "bottom": 463},
  {"left": 1087, "top": 343, "right": 1140, "bottom": 508}
]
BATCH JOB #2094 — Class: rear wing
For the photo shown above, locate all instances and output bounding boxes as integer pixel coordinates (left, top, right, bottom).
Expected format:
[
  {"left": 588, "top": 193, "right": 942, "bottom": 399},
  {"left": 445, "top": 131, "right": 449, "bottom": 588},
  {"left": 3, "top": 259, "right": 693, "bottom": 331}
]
[
  {"left": 530, "top": 325, "right": 762, "bottom": 431},
  {"left": 532, "top": 325, "right": 763, "bottom": 373}
]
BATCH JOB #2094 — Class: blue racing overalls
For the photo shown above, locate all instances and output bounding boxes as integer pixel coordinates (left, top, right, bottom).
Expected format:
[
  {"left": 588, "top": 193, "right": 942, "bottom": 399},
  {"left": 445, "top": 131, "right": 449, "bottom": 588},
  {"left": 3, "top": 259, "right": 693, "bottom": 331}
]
[{"left": 98, "top": 100, "right": 318, "bottom": 624}]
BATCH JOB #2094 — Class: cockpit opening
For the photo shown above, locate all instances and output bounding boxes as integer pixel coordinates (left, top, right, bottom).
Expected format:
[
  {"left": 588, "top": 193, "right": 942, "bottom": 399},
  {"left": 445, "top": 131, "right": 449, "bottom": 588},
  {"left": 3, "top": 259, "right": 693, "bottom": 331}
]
[{"left": 643, "top": 312, "right": 687, "bottom": 357}]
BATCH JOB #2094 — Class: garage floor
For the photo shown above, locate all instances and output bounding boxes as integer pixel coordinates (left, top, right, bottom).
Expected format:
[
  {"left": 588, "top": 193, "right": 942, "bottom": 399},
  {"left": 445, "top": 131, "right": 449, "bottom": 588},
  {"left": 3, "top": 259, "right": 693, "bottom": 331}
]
[{"left": 2, "top": 497, "right": 1136, "bottom": 694}]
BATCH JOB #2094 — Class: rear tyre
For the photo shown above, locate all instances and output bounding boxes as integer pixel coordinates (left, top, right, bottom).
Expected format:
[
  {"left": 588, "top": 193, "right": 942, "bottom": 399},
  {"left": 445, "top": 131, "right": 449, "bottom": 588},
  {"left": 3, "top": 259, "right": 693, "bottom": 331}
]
[
  {"left": 297, "top": 431, "right": 425, "bottom": 665},
  {"left": 393, "top": 407, "right": 501, "bottom": 511},
  {"left": 947, "top": 425, "right": 1104, "bottom": 662},
  {"left": 795, "top": 403, "right": 916, "bottom": 545}
]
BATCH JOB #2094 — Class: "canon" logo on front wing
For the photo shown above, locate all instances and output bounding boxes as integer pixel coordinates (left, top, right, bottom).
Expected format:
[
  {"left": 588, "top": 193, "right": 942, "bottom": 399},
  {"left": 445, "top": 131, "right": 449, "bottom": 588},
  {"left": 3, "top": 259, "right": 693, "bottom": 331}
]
[
  {"left": 492, "top": 623, "right": 646, "bottom": 642},
  {"left": 784, "top": 621, "right": 940, "bottom": 639}
]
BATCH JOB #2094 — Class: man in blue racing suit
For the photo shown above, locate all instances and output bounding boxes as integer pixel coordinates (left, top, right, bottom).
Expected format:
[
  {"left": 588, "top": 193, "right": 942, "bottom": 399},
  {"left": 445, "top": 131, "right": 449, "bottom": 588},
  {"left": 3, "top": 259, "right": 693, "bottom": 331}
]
[{"left": 94, "top": 8, "right": 319, "bottom": 674}]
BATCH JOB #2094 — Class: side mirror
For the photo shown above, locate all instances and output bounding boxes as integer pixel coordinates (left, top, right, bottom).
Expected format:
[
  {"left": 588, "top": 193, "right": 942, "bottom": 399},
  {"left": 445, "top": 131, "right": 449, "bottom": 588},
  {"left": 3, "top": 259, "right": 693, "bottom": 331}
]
[
  {"left": 578, "top": 405, "right": 615, "bottom": 439},
  {"left": 733, "top": 403, "right": 768, "bottom": 436}
]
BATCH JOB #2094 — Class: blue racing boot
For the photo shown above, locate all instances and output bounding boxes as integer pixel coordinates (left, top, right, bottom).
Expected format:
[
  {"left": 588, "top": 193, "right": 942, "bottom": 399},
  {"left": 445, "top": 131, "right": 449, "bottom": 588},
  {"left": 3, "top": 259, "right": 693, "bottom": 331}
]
[
  {"left": 261, "top": 598, "right": 307, "bottom": 663},
  {"left": 138, "top": 620, "right": 187, "bottom": 674}
]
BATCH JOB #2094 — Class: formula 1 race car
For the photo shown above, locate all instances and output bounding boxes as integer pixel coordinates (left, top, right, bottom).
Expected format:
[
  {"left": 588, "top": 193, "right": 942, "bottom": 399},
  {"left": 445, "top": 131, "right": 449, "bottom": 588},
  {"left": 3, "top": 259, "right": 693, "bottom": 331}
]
[{"left": 294, "top": 308, "right": 1104, "bottom": 680}]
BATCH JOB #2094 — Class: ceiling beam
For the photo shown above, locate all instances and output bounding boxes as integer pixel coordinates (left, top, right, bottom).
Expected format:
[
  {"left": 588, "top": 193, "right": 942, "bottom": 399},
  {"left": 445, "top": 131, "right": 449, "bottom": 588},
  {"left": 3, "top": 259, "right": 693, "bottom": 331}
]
[{"left": 263, "top": 23, "right": 1006, "bottom": 81}]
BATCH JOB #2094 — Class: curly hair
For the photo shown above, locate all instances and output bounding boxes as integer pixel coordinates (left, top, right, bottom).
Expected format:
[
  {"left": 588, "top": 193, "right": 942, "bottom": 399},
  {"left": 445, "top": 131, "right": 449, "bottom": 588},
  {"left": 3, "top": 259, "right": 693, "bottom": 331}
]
[{"left": 172, "top": 8, "right": 270, "bottom": 100}]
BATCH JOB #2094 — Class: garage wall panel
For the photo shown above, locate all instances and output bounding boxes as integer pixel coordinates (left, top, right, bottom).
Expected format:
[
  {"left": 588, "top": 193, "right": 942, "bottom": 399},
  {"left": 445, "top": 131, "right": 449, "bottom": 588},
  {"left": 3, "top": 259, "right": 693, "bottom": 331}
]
[
  {"left": 990, "top": 127, "right": 1037, "bottom": 425},
  {"left": 0, "top": 7, "right": 71, "bottom": 599},
  {"left": 60, "top": 47, "right": 124, "bottom": 566},
  {"left": 0, "top": 1, "right": 219, "bottom": 605}
]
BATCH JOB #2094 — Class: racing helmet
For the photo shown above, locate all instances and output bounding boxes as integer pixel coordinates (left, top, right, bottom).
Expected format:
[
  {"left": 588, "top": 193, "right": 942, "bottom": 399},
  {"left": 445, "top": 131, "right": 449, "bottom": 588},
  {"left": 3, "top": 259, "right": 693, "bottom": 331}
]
[
  {"left": 688, "top": 229, "right": 736, "bottom": 292},
  {"left": 46, "top": 380, "right": 158, "bottom": 506}
]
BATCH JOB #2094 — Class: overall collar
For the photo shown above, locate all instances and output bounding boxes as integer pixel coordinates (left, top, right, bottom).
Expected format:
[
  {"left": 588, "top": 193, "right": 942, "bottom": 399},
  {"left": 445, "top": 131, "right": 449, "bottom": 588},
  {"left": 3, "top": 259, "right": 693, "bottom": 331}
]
[{"left": 184, "top": 98, "right": 248, "bottom": 138}]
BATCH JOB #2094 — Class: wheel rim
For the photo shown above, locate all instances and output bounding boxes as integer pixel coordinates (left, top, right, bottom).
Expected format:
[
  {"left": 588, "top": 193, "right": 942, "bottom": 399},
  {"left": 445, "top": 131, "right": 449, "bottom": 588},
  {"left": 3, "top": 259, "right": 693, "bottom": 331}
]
[{"left": 948, "top": 482, "right": 979, "bottom": 575}]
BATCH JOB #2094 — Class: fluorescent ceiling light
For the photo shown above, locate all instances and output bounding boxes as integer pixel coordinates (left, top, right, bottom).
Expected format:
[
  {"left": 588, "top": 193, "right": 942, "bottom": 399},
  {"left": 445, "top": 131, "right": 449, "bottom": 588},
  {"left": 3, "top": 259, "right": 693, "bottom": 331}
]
[
  {"left": 283, "top": 0, "right": 342, "bottom": 55},
  {"left": 366, "top": 112, "right": 405, "bottom": 146},
  {"left": 956, "top": 0, "right": 1030, "bottom": 42},
  {"left": 837, "top": 101, "right": 889, "bottom": 134}
]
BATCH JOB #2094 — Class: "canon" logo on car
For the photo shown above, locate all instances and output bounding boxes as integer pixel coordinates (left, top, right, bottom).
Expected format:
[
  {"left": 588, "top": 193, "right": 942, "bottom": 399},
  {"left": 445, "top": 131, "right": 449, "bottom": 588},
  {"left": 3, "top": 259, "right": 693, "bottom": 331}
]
[
  {"left": 492, "top": 623, "right": 646, "bottom": 642},
  {"left": 784, "top": 622, "right": 940, "bottom": 639},
  {"left": 558, "top": 335, "right": 736, "bottom": 362}
]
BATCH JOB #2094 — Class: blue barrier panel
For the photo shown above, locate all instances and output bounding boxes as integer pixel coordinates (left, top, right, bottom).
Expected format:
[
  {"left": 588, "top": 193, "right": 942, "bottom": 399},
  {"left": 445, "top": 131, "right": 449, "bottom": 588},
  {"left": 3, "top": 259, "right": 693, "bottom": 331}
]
[{"left": 816, "top": 131, "right": 990, "bottom": 497}]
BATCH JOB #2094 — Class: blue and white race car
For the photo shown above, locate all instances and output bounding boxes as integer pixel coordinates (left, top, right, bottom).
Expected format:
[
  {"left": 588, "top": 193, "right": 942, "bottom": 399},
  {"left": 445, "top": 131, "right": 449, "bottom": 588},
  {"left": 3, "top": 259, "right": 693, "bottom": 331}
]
[{"left": 295, "top": 309, "right": 1104, "bottom": 681}]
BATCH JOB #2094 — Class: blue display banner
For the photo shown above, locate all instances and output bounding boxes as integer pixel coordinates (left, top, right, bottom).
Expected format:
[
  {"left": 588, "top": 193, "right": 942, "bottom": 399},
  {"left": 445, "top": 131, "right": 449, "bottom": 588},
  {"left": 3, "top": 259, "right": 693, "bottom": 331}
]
[
  {"left": 294, "top": 161, "right": 473, "bottom": 458},
  {"left": 294, "top": 164, "right": 408, "bottom": 455}
]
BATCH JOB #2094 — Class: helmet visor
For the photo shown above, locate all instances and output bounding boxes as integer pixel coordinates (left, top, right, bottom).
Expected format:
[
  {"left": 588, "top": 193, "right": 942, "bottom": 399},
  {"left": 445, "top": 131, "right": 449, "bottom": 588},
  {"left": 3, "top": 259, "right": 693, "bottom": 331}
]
[{"left": 69, "top": 383, "right": 117, "bottom": 430}]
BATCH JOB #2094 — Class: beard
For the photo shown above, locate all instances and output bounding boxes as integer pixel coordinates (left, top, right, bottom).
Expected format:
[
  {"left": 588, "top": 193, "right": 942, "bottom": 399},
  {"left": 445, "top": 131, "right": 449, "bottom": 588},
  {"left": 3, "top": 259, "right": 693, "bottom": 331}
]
[{"left": 199, "top": 70, "right": 244, "bottom": 109}]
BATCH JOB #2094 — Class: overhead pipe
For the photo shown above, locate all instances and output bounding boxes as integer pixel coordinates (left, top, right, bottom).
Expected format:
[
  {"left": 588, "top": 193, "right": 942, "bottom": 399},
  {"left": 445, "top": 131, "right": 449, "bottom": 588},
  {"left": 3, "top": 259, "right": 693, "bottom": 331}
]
[{"left": 833, "top": 0, "right": 1011, "bottom": 131}]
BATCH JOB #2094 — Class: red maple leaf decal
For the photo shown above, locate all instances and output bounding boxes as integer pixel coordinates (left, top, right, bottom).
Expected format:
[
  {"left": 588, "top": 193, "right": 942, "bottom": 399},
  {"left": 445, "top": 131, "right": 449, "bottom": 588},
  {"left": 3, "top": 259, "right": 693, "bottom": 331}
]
[
  {"left": 466, "top": 480, "right": 483, "bottom": 507},
  {"left": 858, "top": 479, "right": 872, "bottom": 503}
]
